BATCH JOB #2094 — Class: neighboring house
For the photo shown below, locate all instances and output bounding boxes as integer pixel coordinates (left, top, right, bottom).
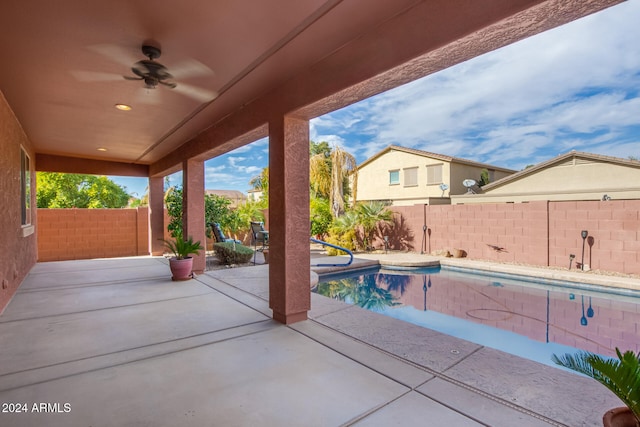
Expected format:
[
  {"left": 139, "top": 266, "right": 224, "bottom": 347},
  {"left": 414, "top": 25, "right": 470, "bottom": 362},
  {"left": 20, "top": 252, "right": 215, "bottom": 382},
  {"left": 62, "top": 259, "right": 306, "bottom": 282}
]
[
  {"left": 205, "top": 189, "right": 247, "bottom": 208},
  {"left": 451, "top": 151, "right": 640, "bottom": 204},
  {"left": 247, "top": 188, "right": 263, "bottom": 202},
  {"left": 356, "top": 145, "right": 516, "bottom": 206}
]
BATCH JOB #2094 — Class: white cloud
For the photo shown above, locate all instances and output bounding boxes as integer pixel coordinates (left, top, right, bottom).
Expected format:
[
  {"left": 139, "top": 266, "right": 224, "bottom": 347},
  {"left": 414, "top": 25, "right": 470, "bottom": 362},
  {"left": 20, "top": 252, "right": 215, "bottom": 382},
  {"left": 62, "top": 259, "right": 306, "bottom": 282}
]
[
  {"left": 227, "top": 156, "right": 247, "bottom": 168},
  {"left": 312, "top": 1, "right": 640, "bottom": 169}
]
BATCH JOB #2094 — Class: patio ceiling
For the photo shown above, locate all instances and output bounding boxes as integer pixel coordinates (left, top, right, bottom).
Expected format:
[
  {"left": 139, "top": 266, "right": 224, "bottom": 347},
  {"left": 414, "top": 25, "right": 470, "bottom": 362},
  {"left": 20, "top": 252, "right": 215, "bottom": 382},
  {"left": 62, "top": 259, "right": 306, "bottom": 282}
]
[{"left": 0, "top": 0, "right": 622, "bottom": 174}]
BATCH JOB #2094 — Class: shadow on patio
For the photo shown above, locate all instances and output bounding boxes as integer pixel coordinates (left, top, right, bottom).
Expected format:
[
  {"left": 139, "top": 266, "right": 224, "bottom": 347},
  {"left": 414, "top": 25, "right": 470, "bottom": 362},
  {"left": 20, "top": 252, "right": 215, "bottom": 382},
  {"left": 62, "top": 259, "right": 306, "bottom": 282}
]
[{"left": 0, "top": 257, "right": 619, "bottom": 426}]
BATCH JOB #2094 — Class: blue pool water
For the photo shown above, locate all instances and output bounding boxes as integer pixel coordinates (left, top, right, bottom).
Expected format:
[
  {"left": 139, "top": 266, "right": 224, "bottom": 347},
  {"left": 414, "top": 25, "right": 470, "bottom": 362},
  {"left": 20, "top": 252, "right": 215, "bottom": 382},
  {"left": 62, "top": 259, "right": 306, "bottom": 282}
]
[{"left": 314, "top": 266, "right": 640, "bottom": 367}]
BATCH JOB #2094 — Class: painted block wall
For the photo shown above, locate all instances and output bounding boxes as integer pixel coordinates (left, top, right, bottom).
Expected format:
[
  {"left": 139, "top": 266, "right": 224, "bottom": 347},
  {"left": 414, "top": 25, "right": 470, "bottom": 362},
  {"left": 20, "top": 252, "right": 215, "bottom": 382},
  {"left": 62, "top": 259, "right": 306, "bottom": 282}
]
[
  {"left": 389, "top": 200, "right": 639, "bottom": 275},
  {"left": 37, "top": 208, "right": 150, "bottom": 261}
]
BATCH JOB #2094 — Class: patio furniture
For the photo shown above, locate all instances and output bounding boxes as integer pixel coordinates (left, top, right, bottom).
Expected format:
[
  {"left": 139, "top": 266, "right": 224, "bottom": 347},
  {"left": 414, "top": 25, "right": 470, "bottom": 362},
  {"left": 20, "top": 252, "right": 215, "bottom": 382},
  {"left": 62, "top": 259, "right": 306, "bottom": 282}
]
[
  {"left": 250, "top": 222, "right": 269, "bottom": 264},
  {"left": 209, "top": 222, "right": 241, "bottom": 244}
]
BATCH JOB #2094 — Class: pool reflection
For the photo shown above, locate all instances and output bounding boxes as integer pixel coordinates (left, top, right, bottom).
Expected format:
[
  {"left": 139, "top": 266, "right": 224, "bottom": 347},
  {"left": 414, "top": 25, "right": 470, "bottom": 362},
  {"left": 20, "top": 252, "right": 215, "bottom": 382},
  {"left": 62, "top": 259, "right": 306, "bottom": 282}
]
[{"left": 315, "top": 267, "right": 639, "bottom": 359}]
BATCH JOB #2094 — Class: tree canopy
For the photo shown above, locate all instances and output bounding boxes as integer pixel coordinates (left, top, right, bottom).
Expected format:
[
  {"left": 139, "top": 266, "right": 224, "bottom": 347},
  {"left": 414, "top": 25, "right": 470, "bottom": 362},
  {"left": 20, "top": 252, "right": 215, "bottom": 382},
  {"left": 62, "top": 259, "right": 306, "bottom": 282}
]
[{"left": 36, "top": 172, "right": 130, "bottom": 208}]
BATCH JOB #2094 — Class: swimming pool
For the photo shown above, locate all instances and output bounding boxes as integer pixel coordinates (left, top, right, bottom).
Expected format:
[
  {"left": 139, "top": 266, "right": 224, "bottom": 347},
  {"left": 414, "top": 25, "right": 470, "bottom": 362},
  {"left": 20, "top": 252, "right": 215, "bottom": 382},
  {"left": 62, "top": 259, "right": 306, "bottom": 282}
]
[{"left": 314, "top": 266, "right": 640, "bottom": 367}]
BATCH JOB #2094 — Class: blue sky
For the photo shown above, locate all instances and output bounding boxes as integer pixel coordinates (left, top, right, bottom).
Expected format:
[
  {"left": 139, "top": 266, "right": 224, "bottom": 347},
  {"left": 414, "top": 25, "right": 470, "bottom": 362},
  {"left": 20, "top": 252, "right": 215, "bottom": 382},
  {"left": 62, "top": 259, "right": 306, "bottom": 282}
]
[{"left": 112, "top": 0, "right": 640, "bottom": 198}]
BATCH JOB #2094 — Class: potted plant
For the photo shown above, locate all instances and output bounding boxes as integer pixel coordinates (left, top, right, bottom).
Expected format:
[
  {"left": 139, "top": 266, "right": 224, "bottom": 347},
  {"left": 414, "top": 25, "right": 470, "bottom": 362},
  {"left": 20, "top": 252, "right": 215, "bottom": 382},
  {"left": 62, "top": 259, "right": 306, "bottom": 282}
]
[
  {"left": 552, "top": 348, "right": 640, "bottom": 427},
  {"left": 161, "top": 234, "right": 204, "bottom": 281}
]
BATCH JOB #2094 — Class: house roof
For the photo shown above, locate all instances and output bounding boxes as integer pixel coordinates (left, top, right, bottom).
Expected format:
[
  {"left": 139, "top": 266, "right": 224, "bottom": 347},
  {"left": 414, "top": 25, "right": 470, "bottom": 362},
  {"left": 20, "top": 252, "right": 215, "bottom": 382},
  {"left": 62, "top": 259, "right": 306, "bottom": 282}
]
[
  {"left": 358, "top": 145, "right": 516, "bottom": 173},
  {"left": 205, "top": 189, "right": 247, "bottom": 200},
  {"left": 481, "top": 150, "right": 640, "bottom": 191}
]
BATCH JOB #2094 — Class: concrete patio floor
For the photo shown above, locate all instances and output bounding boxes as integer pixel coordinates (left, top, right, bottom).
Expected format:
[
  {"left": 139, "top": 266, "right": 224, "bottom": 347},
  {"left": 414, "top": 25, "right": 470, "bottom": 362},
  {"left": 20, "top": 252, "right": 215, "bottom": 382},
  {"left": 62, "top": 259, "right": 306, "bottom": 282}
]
[{"left": 0, "top": 255, "right": 626, "bottom": 426}]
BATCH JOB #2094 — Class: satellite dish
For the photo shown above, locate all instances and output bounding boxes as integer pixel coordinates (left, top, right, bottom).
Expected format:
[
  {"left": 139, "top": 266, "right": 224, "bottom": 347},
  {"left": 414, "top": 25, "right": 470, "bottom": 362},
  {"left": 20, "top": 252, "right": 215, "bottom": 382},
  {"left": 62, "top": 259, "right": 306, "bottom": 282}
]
[
  {"left": 439, "top": 183, "right": 449, "bottom": 197},
  {"left": 462, "top": 179, "right": 477, "bottom": 194}
]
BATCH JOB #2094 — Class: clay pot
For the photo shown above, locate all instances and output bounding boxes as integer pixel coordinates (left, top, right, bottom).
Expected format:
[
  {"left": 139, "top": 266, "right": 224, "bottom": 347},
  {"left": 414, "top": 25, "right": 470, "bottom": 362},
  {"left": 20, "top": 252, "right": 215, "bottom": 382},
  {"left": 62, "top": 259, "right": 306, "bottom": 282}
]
[
  {"left": 452, "top": 249, "right": 467, "bottom": 258},
  {"left": 603, "top": 407, "right": 639, "bottom": 427},
  {"left": 169, "top": 257, "right": 193, "bottom": 281}
]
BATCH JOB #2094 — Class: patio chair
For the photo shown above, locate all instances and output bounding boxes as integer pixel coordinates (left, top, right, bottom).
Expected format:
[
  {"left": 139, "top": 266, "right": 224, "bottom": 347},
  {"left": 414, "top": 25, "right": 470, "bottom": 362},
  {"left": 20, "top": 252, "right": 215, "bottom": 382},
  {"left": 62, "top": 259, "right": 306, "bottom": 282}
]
[
  {"left": 209, "top": 222, "right": 241, "bottom": 244},
  {"left": 250, "top": 221, "right": 269, "bottom": 264}
]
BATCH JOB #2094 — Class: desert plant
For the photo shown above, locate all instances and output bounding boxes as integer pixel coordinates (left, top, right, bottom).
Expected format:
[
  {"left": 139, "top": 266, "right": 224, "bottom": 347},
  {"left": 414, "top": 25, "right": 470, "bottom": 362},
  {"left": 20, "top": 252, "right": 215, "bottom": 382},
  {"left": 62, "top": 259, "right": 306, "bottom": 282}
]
[
  {"left": 325, "top": 210, "right": 359, "bottom": 254},
  {"left": 552, "top": 348, "right": 640, "bottom": 424},
  {"left": 161, "top": 234, "right": 204, "bottom": 260},
  {"left": 355, "top": 201, "right": 393, "bottom": 251},
  {"left": 213, "top": 242, "right": 254, "bottom": 265}
]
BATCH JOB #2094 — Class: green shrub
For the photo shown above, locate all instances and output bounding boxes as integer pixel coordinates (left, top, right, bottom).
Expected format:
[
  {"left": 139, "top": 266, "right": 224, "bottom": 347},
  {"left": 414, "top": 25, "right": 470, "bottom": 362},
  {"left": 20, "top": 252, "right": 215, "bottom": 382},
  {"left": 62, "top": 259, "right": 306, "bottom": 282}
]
[
  {"left": 213, "top": 242, "right": 254, "bottom": 265},
  {"left": 324, "top": 230, "right": 356, "bottom": 256}
]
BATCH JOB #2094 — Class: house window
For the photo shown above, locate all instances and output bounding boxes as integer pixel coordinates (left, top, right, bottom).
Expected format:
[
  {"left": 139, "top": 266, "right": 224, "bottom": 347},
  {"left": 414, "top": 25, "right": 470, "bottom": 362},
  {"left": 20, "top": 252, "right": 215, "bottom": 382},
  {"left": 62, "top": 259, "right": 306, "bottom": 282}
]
[
  {"left": 389, "top": 170, "right": 400, "bottom": 185},
  {"left": 20, "top": 147, "right": 31, "bottom": 226},
  {"left": 426, "top": 164, "right": 443, "bottom": 185},
  {"left": 403, "top": 167, "right": 418, "bottom": 187}
]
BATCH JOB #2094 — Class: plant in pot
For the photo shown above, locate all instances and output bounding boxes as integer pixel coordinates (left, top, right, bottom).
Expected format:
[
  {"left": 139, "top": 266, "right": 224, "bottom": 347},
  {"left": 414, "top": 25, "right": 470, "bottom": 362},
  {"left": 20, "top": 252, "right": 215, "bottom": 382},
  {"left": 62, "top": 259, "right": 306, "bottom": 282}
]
[
  {"left": 552, "top": 348, "right": 640, "bottom": 427},
  {"left": 161, "top": 234, "right": 204, "bottom": 281}
]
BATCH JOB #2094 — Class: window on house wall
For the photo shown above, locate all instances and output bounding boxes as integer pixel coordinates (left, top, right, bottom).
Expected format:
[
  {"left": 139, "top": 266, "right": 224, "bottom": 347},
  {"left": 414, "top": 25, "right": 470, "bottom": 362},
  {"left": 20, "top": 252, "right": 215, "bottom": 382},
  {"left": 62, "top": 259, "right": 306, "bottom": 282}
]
[
  {"left": 20, "top": 146, "right": 31, "bottom": 226},
  {"left": 403, "top": 167, "right": 418, "bottom": 187},
  {"left": 426, "top": 164, "right": 443, "bottom": 185},
  {"left": 389, "top": 170, "right": 400, "bottom": 185}
]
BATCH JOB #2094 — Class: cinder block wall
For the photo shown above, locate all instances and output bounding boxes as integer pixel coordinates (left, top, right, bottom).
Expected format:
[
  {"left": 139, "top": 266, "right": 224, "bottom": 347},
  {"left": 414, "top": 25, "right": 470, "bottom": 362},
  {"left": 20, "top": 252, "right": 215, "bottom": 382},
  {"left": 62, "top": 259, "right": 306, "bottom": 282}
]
[
  {"left": 389, "top": 200, "right": 639, "bottom": 275},
  {"left": 37, "top": 208, "right": 150, "bottom": 261}
]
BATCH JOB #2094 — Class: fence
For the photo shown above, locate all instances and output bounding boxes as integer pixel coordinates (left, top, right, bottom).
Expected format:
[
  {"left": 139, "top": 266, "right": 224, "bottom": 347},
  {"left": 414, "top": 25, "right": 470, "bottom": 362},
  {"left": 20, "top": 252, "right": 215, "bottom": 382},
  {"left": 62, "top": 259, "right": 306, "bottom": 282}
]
[
  {"left": 37, "top": 208, "right": 151, "bottom": 261},
  {"left": 387, "top": 200, "right": 640, "bottom": 275},
  {"left": 36, "top": 201, "right": 639, "bottom": 275}
]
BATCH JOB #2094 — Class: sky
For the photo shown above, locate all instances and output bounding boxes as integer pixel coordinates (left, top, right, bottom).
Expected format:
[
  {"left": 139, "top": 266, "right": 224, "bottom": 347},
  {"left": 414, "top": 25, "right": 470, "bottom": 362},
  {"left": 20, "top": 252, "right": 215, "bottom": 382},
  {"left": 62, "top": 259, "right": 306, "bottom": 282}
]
[{"left": 112, "top": 0, "right": 640, "bottom": 198}]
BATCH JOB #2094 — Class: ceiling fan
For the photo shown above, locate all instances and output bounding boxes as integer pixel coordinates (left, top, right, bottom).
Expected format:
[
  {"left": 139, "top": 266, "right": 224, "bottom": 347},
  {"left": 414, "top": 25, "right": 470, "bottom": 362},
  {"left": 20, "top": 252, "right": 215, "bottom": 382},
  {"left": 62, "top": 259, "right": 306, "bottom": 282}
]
[
  {"left": 72, "top": 42, "right": 217, "bottom": 103},
  {"left": 124, "top": 44, "right": 177, "bottom": 90}
]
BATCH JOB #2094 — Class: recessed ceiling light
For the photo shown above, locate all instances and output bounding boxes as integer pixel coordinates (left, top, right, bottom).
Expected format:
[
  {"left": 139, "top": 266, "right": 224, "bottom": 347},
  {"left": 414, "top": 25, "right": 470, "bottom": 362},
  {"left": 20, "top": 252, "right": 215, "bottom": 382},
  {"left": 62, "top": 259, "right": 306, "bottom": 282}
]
[
  {"left": 97, "top": 147, "right": 107, "bottom": 152},
  {"left": 114, "top": 103, "right": 132, "bottom": 111}
]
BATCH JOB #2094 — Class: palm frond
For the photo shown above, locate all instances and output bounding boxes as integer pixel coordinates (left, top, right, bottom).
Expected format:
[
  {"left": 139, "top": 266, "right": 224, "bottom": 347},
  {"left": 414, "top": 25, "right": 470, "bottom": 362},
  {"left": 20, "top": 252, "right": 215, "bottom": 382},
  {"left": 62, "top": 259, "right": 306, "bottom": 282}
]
[{"left": 552, "top": 349, "right": 640, "bottom": 422}]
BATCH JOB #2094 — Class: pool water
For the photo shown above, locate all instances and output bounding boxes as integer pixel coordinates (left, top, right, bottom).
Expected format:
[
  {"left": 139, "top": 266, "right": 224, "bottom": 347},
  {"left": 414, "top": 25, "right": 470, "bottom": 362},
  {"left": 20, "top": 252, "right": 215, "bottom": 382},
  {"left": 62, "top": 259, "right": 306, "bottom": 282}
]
[{"left": 314, "top": 266, "right": 640, "bottom": 367}]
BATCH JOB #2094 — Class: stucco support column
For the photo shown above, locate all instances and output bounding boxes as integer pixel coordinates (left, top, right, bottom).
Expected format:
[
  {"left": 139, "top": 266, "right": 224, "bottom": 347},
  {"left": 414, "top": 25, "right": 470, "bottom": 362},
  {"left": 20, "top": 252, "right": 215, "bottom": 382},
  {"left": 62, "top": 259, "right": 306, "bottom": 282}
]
[
  {"left": 149, "top": 176, "right": 165, "bottom": 256},
  {"left": 268, "top": 116, "right": 310, "bottom": 324},
  {"left": 183, "top": 159, "right": 206, "bottom": 274}
]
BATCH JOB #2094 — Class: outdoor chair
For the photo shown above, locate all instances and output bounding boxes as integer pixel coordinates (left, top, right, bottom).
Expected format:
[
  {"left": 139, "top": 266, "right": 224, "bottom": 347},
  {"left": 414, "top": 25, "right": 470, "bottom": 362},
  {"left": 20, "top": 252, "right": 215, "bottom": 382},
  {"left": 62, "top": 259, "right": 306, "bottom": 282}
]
[
  {"left": 209, "top": 222, "right": 241, "bottom": 244},
  {"left": 250, "top": 221, "right": 269, "bottom": 264}
]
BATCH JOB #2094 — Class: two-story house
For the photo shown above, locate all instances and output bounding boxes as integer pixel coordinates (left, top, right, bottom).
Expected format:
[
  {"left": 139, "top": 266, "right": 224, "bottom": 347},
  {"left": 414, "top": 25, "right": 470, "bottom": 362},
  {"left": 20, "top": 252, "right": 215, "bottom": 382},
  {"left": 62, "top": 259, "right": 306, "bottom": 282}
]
[{"left": 356, "top": 145, "right": 516, "bottom": 206}]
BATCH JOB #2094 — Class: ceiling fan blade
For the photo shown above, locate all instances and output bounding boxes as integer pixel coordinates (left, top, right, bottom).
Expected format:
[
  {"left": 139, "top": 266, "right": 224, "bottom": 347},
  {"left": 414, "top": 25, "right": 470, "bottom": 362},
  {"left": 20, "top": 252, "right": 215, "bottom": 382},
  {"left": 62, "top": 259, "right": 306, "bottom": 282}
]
[
  {"left": 172, "top": 82, "right": 218, "bottom": 103},
  {"left": 159, "top": 80, "right": 177, "bottom": 89},
  {"left": 123, "top": 75, "right": 144, "bottom": 81},
  {"left": 87, "top": 44, "right": 139, "bottom": 67},
  {"left": 169, "top": 58, "right": 214, "bottom": 79},
  {"left": 71, "top": 70, "right": 125, "bottom": 82}
]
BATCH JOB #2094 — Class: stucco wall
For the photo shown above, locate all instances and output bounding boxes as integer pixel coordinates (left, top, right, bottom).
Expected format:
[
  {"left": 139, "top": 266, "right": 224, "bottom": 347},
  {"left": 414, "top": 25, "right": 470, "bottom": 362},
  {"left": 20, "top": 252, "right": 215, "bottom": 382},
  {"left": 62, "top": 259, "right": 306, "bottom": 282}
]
[
  {"left": 0, "top": 91, "right": 37, "bottom": 314},
  {"left": 452, "top": 159, "right": 640, "bottom": 203},
  {"left": 388, "top": 200, "right": 639, "bottom": 275},
  {"left": 357, "top": 149, "right": 513, "bottom": 206}
]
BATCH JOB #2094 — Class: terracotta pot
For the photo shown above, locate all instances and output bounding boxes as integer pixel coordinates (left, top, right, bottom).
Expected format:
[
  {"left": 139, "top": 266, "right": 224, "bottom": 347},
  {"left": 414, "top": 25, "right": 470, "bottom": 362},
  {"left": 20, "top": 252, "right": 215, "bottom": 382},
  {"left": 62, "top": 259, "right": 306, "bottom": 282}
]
[
  {"left": 603, "top": 407, "right": 639, "bottom": 427},
  {"left": 452, "top": 249, "right": 467, "bottom": 258},
  {"left": 169, "top": 257, "right": 193, "bottom": 281}
]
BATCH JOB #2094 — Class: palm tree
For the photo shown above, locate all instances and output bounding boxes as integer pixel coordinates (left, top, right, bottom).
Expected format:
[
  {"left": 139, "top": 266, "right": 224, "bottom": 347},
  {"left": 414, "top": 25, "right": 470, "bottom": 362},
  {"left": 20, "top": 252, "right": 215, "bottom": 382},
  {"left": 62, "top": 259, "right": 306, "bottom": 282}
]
[
  {"left": 309, "top": 145, "right": 358, "bottom": 218},
  {"left": 355, "top": 201, "right": 393, "bottom": 251},
  {"left": 330, "top": 146, "right": 357, "bottom": 218},
  {"left": 552, "top": 348, "right": 640, "bottom": 424},
  {"left": 309, "top": 153, "right": 331, "bottom": 198},
  {"left": 249, "top": 167, "right": 269, "bottom": 204}
]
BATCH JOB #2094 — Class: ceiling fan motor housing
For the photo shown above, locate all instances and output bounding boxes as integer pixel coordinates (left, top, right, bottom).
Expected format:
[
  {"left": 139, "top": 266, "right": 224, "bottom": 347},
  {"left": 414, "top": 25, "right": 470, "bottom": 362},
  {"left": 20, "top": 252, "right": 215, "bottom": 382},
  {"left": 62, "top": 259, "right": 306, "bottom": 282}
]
[{"left": 141, "top": 45, "right": 161, "bottom": 60}]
